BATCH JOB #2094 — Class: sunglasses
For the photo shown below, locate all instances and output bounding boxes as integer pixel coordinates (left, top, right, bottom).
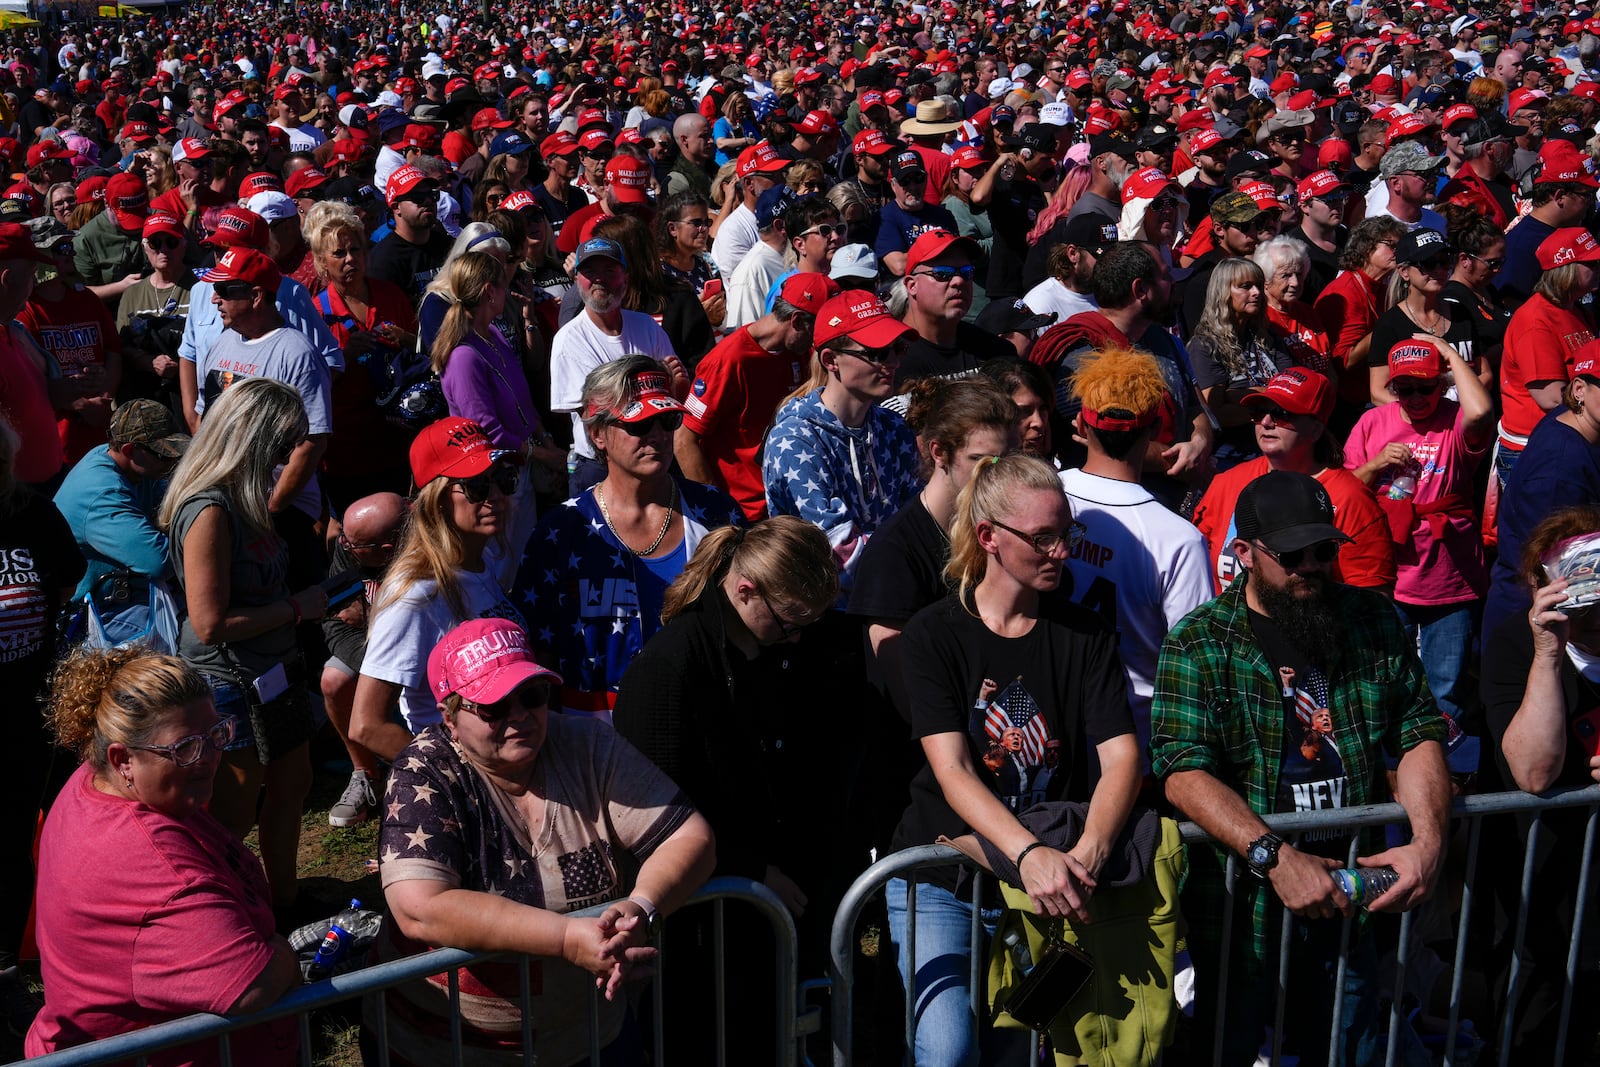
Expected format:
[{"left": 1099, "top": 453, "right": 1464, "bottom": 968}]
[
  {"left": 832, "top": 341, "right": 906, "bottom": 366},
  {"left": 801, "top": 223, "right": 846, "bottom": 239},
  {"left": 1467, "top": 252, "right": 1505, "bottom": 270},
  {"left": 459, "top": 681, "right": 551, "bottom": 724},
  {"left": 146, "top": 235, "right": 180, "bottom": 251},
  {"left": 911, "top": 264, "right": 975, "bottom": 284},
  {"left": 130, "top": 717, "right": 238, "bottom": 766},
  {"left": 1392, "top": 379, "right": 1440, "bottom": 398},
  {"left": 618, "top": 411, "right": 685, "bottom": 436},
  {"left": 584, "top": 147, "right": 615, "bottom": 162},
  {"left": 674, "top": 215, "right": 712, "bottom": 228},
  {"left": 1149, "top": 195, "right": 1182, "bottom": 210},
  {"left": 1256, "top": 540, "right": 1341, "bottom": 569},
  {"left": 454, "top": 464, "right": 519, "bottom": 503},
  {"left": 214, "top": 282, "right": 256, "bottom": 299},
  {"left": 1249, "top": 405, "right": 1299, "bottom": 423}
]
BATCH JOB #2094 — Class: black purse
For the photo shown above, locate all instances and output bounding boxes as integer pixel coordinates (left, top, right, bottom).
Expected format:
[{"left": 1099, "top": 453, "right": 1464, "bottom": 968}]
[{"left": 1001, "top": 938, "right": 1095, "bottom": 1031}]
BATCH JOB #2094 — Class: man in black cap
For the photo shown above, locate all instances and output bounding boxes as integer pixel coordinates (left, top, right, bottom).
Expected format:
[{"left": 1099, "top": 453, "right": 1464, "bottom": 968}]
[
  {"left": 1020, "top": 212, "right": 1114, "bottom": 323},
  {"left": 1135, "top": 123, "right": 1179, "bottom": 175},
  {"left": 1152, "top": 468, "right": 1450, "bottom": 1067},
  {"left": 876, "top": 150, "right": 958, "bottom": 276},
  {"left": 1066, "top": 132, "right": 1137, "bottom": 225}
]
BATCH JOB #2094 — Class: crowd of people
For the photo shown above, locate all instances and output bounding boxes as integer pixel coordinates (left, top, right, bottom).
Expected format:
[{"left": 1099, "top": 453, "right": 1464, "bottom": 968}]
[{"left": 3, "top": 0, "right": 1600, "bottom": 1063}]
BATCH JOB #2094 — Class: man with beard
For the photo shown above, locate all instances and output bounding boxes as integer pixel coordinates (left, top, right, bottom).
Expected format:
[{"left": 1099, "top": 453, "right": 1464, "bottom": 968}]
[
  {"left": 1065, "top": 133, "right": 1137, "bottom": 226},
  {"left": 1151, "top": 470, "right": 1450, "bottom": 1067},
  {"left": 549, "top": 237, "right": 680, "bottom": 495},
  {"left": 369, "top": 165, "right": 451, "bottom": 302}
]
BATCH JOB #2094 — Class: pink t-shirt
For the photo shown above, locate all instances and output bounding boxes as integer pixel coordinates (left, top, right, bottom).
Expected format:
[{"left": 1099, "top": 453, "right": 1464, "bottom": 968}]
[
  {"left": 26, "top": 763, "right": 297, "bottom": 1067},
  {"left": 1344, "top": 398, "right": 1487, "bottom": 607}
]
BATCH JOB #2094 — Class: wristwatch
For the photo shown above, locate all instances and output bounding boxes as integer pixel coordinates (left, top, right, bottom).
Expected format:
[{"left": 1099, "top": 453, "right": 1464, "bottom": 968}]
[
  {"left": 1244, "top": 832, "right": 1283, "bottom": 880},
  {"left": 628, "top": 895, "right": 659, "bottom": 935}
]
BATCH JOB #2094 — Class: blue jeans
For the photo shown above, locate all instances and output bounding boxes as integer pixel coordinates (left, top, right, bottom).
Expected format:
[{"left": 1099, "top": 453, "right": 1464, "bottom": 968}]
[
  {"left": 1393, "top": 601, "right": 1476, "bottom": 724},
  {"left": 205, "top": 676, "right": 257, "bottom": 753},
  {"left": 884, "top": 877, "right": 1027, "bottom": 1067}
]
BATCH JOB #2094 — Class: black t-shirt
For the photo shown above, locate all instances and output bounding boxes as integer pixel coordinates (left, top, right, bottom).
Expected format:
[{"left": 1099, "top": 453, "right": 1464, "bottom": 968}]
[
  {"left": 895, "top": 322, "right": 1017, "bottom": 387},
  {"left": 1441, "top": 280, "right": 1511, "bottom": 359},
  {"left": 847, "top": 497, "right": 951, "bottom": 711},
  {"left": 531, "top": 182, "right": 591, "bottom": 240},
  {"left": 892, "top": 593, "right": 1134, "bottom": 888},
  {"left": 1249, "top": 610, "right": 1355, "bottom": 858},
  {"left": 1183, "top": 177, "right": 1225, "bottom": 237},
  {"left": 986, "top": 176, "right": 1049, "bottom": 302},
  {"left": 1364, "top": 303, "right": 1477, "bottom": 371},
  {"left": 1285, "top": 226, "right": 1344, "bottom": 305},
  {"left": 368, "top": 229, "right": 454, "bottom": 303},
  {"left": 0, "top": 491, "right": 85, "bottom": 740}
]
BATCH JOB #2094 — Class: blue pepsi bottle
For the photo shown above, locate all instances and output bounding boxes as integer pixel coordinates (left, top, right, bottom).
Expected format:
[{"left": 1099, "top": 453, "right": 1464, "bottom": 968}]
[{"left": 307, "top": 899, "right": 362, "bottom": 979}]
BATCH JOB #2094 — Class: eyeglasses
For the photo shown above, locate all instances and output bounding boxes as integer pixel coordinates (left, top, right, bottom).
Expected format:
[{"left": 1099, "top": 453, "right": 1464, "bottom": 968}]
[
  {"left": 129, "top": 717, "right": 237, "bottom": 766},
  {"left": 617, "top": 411, "right": 685, "bottom": 436},
  {"left": 1255, "top": 540, "right": 1340, "bottom": 569},
  {"left": 911, "top": 264, "right": 975, "bottom": 284},
  {"left": 1466, "top": 252, "right": 1505, "bottom": 270},
  {"left": 453, "top": 464, "right": 519, "bottom": 503},
  {"left": 50, "top": 200, "right": 71, "bottom": 212},
  {"left": 801, "top": 223, "right": 846, "bottom": 239},
  {"left": 1377, "top": 238, "right": 1400, "bottom": 249},
  {"left": 673, "top": 215, "right": 711, "bottom": 228},
  {"left": 146, "top": 236, "right": 180, "bottom": 251},
  {"left": 337, "top": 531, "right": 398, "bottom": 554},
  {"left": 459, "top": 681, "right": 551, "bottom": 724},
  {"left": 214, "top": 282, "right": 256, "bottom": 300},
  {"left": 1249, "top": 405, "right": 1299, "bottom": 423},
  {"left": 1392, "top": 378, "right": 1441, "bottom": 398},
  {"left": 761, "top": 591, "right": 804, "bottom": 640},
  {"left": 832, "top": 340, "right": 906, "bottom": 366},
  {"left": 990, "top": 518, "right": 1086, "bottom": 556}
]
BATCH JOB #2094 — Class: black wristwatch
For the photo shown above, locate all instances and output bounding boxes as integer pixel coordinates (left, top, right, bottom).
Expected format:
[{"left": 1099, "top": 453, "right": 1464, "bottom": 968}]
[{"left": 1244, "top": 832, "right": 1283, "bottom": 880}]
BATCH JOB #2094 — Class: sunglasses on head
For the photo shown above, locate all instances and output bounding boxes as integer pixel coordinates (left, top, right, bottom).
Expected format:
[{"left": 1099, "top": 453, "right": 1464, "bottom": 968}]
[
  {"left": 454, "top": 463, "right": 519, "bottom": 503},
  {"left": 1257, "top": 539, "right": 1341, "bottom": 569},
  {"left": 459, "top": 681, "right": 551, "bottom": 724},
  {"left": 618, "top": 411, "right": 685, "bottom": 436},
  {"left": 1392, "top": 378, "right": 1440, "bottom": 398}
]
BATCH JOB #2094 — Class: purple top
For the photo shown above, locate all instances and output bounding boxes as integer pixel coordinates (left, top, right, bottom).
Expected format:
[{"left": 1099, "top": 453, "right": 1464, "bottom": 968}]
[{"left": 439, "top": 325, "right": 542, "bottom": 451}]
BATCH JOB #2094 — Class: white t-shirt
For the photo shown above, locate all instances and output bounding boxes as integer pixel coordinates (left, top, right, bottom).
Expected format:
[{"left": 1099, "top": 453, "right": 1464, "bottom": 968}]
[
  {"left": 272, "top": 121, "right": 327, "bottom": 154},
  {"left": 1020, "top": 278, "right": 1098, "bottom": 325},
  {"left": 710, "top": 203, "right": 759, "bottom": 278},
  {"left": 549, "top": 309, "right": 677, "bottom": 458},
  {"left": 1058, "top": 469, "right": 1213, "bottom": 765},
  {"left": 361, "top": 551, "right": 525, "bottom": 732},
  {"left": 722, "top": 239, "right": 787, "bottom": 331}
]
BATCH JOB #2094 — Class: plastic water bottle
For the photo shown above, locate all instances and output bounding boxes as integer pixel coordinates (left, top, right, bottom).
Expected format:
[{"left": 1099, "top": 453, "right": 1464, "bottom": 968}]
[
  {"left": 307, "top": 899, "right": 362, "bottom": 979},
  {"left": 1002, "top": 929, "right": 1034, "bottom": 976},
  {"left": 1387, "top": 474, "right": 1416, "bottom": 501},
  {"left": 1330, "top": 867, "right": 1400, "bottom": 909}
]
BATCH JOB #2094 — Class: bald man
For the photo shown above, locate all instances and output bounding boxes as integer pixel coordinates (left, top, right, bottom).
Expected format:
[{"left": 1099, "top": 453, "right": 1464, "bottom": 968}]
[
  {"left": 667, "top": 113, "right": 717, "bottom": 197},
  {"left": 321, "top": 492, "right": 407, "bottom": 827}
]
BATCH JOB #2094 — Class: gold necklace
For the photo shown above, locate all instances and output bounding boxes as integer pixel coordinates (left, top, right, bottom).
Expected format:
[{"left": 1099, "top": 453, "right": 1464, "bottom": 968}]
[{"left": 595, "top": 481, "right": 679, "bottom": 557}]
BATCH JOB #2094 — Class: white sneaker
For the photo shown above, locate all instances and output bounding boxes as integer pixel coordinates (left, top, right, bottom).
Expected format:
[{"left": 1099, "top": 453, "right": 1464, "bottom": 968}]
[{"left": 329, "top": 770, "right": 377, "bottom": 828}]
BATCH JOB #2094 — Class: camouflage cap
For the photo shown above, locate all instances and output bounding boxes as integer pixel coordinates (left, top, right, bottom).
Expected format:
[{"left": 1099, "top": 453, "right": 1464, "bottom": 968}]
[
  {"left": 1210, "top": 189, "right": 1264, "bottom": 227},
  {"left": 107, "top": 399, "right": 190, "bottom": 458}
]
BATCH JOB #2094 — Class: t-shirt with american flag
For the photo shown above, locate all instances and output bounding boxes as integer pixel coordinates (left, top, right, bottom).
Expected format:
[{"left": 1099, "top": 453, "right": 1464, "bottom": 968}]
[
  {"left": 375, "top": 715, "right": 695, "bottom": 1067},
  {"left": 891, "top": 592, "right": 1135, "bottom": 892}
]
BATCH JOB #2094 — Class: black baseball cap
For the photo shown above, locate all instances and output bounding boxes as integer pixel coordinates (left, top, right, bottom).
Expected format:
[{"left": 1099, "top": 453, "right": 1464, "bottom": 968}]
[
  {"left": 975, "top": 298, "right": 1058, "bottom": 336},
  {"left": 1061, "top": 212, "right": 1120, "bottom": 257},
  {"left": 1235, "top": 470, "right": 1352, "bottom": 553},
  {"left": 1087, "top": 132, "right": 1138, "bottom": 160}
]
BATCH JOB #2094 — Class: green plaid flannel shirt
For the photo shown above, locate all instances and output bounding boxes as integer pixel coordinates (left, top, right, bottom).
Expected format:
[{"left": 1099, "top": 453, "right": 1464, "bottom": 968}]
[{"left": 1149, "top": 579, "right": 1448, "bottom": 972}]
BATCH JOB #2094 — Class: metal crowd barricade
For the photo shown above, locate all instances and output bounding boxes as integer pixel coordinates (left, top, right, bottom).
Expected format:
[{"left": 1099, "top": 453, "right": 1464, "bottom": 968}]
[
  {"left": 827, "top": 784, "right": 1600, "bottom": 1067},
  {"left": 13, "top": 877, "right": 805, "bottom": 1067}
]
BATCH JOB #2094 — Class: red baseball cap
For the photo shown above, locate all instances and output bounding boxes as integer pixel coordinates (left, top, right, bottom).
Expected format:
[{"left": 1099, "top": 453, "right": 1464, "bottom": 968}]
[
  {"left": 501, "top": 190, "right": 540, "bottom": 213},
  {"left": 410, "top": 416, "right": 500, "bottom": 486},
  {"left": 385, "top": 163, "right": 434, "bottom": 205},
  {"left": 1241, "top": 368, "right": 1335, "bottom": 423},
  {"left": 1239, "top": 180, "right": 1281, "bottom": 213},
  {"left": 1441, "top": 103, "right": 1478, "bottom": 131},
  {"left": 1574, "top": 339, "right": 1600, "bottom": 383},
  {"left": 604, "top": 155, "right": 651, "bottom": 203},
  {"left": 589, "top": 367, "right": 687, "bottom": 425},
  {"left": 852, "top": 128, "right": 897, "bottom": 157},
  {"left": 199, "top": 246, "right": 282, "bottom": 292},
  {"left": 1508, "top": 88, "right": 1549, "bottom": 114},
  {"left": 118, "top": 120, "right": 157, "bottom": 144},
  {"left": 1202, "top": 67, "right": 1238, "bottom": 90},
  {"left": 1388, "top": 339, "right": 1445, "bottom": 380},
  {"left": 1538, "top": 227, "right": 1600, "bottom": 270},
  {"left": 796, "top": 110, "right": 838, "bottom": 137},
  {"left": 142, "top": 212, "right": 184, "bottom": 241},
  {"left": 1176, "top": 110, "right": 1215, "bottom": 134},
  {"left": 472, "top": 106, "right": 513, "bottom": 132},
  {"left": 426, "top": 617, "right": 561, "bottom": 706},
  {"left": 1297, "top": 169, "right": 1348, "bottom": 200},
  {"left": 0, "top": 222, "right": 53, "bottom": 262},
  {"left": 813, "top": 291, "right": 915, "bottom": 349},
  {"left": 778, "top": 271, "right": 837, "bottom": 313},
  {"left": 576, "top": 108, "right": 610, "bottom": 131},
  {"left": 1191, "top": 128, "right": 1227, "bottom": 154},
  {"left": 737, "top": 140, "right": 788, "bottom": 177},
  {"left": 1369, "top": 74, "right": 1400, "bottom": 97},
  {"left": 327, "top": 140, "right": 370, "bottom": 166},
  {"left": 284, "top": 167, "right": 328, "bottom": 200},
  {"left": 398, "top": 124, "right": 438, "bottom": 151},
  {"left": 1386, "top": 113, "right": 1433, "bottom": 146},
  {"left": 25, "top": 140, "right": 70, "bottom": 169},
  {"left": 75, "top": 175, "right": 107, "bottom": 205},
  {"left": 541, "top": 131, "right": 581, "bottom": 157},
  {"left": 905, "top": 228, "right": 981, "bottom": 275},
  {"left": 949, "top": 146, "right": 988, "bottom": 170},
  {"left": 577, "top": 128, "right": 612, "bottom": 153},
  {"left": 208, "top": 206, "right": 269, "bottom": 250},
  {"left": 473, "top": 62, "right": 502, "bottom": 81},
  {"left": 105, "top": 172, "right": 148, "bottom": 231},
  {"left": 1121, "top": 166, "right": 1175, "bottom": 203},
  {"left": 239, "top": 172, "right": 285, "bottom": 199}
]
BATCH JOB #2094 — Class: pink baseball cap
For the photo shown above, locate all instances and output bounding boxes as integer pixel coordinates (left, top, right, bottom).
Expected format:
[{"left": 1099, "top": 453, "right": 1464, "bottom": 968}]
[{"left": 426, "top": 618, "right": 562, "bottom": 706}]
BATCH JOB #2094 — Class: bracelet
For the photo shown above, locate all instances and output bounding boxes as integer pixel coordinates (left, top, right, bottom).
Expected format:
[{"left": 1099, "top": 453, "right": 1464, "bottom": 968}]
[
  {"left": 288, "top": 597, "right": 301, "bottom": 626},
  {"left": 1014, "top": 841, "right": 1045, "bottom": 875}
]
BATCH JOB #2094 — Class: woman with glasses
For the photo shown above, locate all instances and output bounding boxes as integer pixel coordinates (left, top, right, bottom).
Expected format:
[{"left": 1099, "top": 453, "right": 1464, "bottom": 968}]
[
  {"left": 656, "top": 190, "right": 726, "bottom": 329},
  {"left": 46, "top": 181, "right": 73, "bottom": 227},
  {"left": 159, "top": 378, "right": 328, "bottom": 916},
  {"left": 886, "top": 451, "right": 1140, "bottom": 1067},
  {"left": 25, "top": 646, "right": 299, "bottom": 1065},
  {"left": 614, "top": 516, "right": 840, "bottom": 1058},
  {"left": 469, "top": 179, "right": 510, "bottom": 224},
  {"left": 1365, "top": 227, "right": 1484, "bottom": 405},
  {"left": 374, "top": 615, "right": 714, "bottom": 1067},
  {"left": 1498, "top": 228, "right": 1600, "bottom": 483},
  {"left": 1189, "top": 257, "right": 1292, "bottom": 469},
  {"left": 303, "top": 200, "right": 418, "bottom": 510},
  {"left": 114, "top": 213, "right": 192, "bottom": 414},
  {"left": 1347, "top": 337, "right": 1493, "bottom": 730},
  {"left": 352, "top": 416, "right": 527, "bottom": 764},
  {"left": 1439, "top": 203, "right": 1511, "bottom": 359},
  {"left": 515, "top": 356, "right": 742, "bottom": 720},
  {"left": 1255, "top": 236, "right": 1333, "bottom": 378}
]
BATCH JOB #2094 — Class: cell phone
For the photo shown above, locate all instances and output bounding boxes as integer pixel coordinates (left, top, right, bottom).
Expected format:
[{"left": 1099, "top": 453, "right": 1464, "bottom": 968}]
[
  {"left": 702, "top": 278, "right": 723, "bottom": 299},
  {"left": 320, "top": 567, "right": 365, "bottom": 610},
  {"left": 1573, "top": 707, "right": 1600, "bottom": 758}
]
